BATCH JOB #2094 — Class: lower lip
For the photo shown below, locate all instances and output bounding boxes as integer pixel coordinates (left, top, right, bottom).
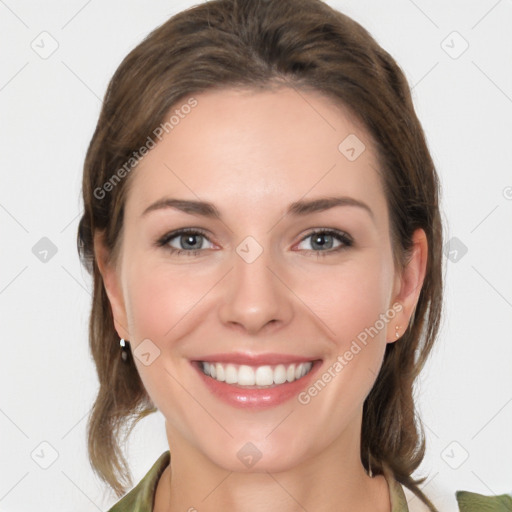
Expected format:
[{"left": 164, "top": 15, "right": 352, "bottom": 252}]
[{"left": 191, "top": 360, "right": 323, "bottom": 409}]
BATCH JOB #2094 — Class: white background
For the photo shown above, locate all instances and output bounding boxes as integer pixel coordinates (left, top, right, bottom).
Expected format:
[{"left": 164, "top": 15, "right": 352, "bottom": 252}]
[{"left": 1, "top": 1, "right": 511, "bottom": 511}]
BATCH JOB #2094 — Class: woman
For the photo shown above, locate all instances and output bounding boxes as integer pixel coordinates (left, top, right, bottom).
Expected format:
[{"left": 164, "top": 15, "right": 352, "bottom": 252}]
[{"left": 77, "top": 0, "right": 510, "bottom": 510}]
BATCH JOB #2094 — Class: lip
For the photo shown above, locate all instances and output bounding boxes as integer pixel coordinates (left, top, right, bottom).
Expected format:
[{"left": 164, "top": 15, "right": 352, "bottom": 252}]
[{"left": 190, "top": 357, "right": 323, "bottom": 409}]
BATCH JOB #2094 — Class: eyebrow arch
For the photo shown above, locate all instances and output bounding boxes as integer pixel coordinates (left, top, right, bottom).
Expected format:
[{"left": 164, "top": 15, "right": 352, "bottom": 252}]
[{"left": 141, "top": 196, "right": 374, "bottom": 221}]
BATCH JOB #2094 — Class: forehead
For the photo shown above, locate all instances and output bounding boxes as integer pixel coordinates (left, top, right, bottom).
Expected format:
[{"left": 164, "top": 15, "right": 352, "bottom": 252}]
[{"left": 126, "top": 86, "right": 386, "bottom": 222}]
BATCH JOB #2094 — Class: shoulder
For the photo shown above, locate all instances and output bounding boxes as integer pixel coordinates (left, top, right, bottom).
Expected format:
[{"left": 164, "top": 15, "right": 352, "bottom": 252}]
[
  {"left": 402, "top": 483, "right": 512, "bottom": 512},
  {"left": 389, "top": 466, "right": 512, "bottom": 512},
  {"left": 455, "top": 489, "right": 512, "bottom": 511},
  {"left": 106, "top": 451, "right": 171, "bottom": 512}
]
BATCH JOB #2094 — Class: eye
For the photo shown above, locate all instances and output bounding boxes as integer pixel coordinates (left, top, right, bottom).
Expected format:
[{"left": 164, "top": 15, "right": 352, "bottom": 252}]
[
  {"left": 156, "top": 228, "right": 214, "bottom": 256},
  {"left": 156, "top": 227, "right": 353, "bottom": 258},
  {"left": 296, "top": 229, "right": 353, "bottom": 256}
]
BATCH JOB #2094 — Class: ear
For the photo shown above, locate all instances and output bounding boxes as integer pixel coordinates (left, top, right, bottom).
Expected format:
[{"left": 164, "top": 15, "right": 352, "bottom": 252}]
[
  {"left": 94, "top": 230, "right": 130, "bottom": 340},
  {"left": 386, "top": 228, "right": 428, "bottom": 343}
]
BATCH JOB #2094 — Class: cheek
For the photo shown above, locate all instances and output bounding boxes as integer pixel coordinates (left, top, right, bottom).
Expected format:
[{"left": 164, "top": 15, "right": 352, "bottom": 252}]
[
  {"left": 298, "top": 254, "right": 393, "bottom": 346},
  {"left": 295, "top": 254, "right": 394, "bottom": 409},
  {"left": 121, "top": 259, "right": 210, "bottom": 418},
  {"left": 292, "top": 258, "right": 393, "bottom": 435},
  {"left": 123, "top": 260, "right": 211, "bottom": 339}
]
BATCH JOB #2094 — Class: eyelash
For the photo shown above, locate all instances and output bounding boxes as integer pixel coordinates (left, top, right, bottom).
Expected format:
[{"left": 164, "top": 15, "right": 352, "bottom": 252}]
[{"left": 156, "top": 228, "right": 353, "bottom": 258}]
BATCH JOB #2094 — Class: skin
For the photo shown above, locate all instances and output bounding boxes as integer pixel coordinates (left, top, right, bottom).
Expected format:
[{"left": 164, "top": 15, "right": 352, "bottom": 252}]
[{"left": 95, "top": 86, "right": 428, "bottom": 512}]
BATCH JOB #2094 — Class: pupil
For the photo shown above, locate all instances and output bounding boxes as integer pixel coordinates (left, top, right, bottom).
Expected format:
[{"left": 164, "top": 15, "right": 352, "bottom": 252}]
[
  {"left": 312, "top": 234, "right": 332, "bottom": 250},
  {"left": 183, "top": 234, "right": 200, "bottom": 249}
]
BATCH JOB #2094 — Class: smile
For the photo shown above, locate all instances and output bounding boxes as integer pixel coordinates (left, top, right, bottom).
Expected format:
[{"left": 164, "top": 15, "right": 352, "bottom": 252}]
[
  {"left": 191, "top": 356, "right": 323, "bottom": 409},
  {"left": 200, "top": 361, "right": 314, "bottom": 388}
]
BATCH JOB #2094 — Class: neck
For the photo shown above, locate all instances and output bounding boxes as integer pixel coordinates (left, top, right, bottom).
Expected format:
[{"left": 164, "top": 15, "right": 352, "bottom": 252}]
[{"left": 154, "top": 419, "right": 391, "bottom": 512}]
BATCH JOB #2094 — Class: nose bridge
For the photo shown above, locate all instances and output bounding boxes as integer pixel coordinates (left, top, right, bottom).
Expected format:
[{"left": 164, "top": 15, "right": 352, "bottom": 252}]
[{"left": 217, "top": 234, "right": 293, "bottom": 333}]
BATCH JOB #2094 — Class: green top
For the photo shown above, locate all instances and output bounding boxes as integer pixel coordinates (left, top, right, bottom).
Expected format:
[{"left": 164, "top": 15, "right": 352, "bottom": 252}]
[{"left": 107, "top": 450, "right": 512, "bottom": 512}]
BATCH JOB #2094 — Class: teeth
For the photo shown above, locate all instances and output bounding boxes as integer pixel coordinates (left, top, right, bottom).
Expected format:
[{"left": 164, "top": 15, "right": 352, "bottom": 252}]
[{"left": 201, "top": 361, "right": 314, "bottom": 387}]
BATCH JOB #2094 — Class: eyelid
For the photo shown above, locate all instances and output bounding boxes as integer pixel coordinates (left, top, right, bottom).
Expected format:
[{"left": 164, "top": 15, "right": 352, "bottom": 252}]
[{"left": 297, "top": 228, "right": 353, "bottom": 245}]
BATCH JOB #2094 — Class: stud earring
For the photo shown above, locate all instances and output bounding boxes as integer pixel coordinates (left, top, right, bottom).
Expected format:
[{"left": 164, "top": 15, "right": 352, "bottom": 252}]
[
  {"left": 120, "top": 338, "right": 131, "bottom": 362},
  {"left": 395, "top": 325, "right": 400, "bottom": 339}
]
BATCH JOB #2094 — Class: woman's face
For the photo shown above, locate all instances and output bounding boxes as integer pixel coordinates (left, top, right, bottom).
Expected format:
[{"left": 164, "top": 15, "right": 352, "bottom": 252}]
[{"left": 100, "top": 86, "right": 425, "bottom": 473}]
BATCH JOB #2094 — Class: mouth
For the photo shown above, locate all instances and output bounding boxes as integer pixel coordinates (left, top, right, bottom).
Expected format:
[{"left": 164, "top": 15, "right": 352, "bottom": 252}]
[
  {"left": 190, "top": 354, "right": 323, "bottom": 408},
  {"left": 196, "top": 360, "right": 315, "bottom": 388}
]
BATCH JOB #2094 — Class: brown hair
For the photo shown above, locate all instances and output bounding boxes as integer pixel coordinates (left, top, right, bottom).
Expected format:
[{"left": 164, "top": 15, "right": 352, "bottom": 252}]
[{"left": 77, "top": 0, "right": 443, "bottom": 508}]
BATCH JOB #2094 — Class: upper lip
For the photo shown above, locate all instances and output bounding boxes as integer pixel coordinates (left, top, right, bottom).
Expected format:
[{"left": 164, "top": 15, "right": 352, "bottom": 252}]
[{"left": 193, "top": 352, "right": 321, "bottom": 366}]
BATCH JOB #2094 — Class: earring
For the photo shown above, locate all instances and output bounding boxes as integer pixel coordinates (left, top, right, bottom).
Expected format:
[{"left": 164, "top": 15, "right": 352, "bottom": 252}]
[
  {"left": 368, "top": 447, "right": 373, "bottom": 477},
  {"left": 395, "top": 325, "right": 400, "bottom": 339},
  {"left": 120, "top": 338, "right": 131, "bottom": 362}
]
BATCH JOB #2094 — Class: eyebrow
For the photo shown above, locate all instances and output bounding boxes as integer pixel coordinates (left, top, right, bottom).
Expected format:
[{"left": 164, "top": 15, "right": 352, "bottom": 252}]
[{"left": 141, "top": 196, "right": 374, "bottom": 221}]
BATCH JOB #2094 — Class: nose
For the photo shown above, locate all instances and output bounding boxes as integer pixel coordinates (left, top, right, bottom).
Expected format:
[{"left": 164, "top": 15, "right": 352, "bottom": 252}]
[{"left": 218, "top": 243, "right": 294, "bottom": 335}]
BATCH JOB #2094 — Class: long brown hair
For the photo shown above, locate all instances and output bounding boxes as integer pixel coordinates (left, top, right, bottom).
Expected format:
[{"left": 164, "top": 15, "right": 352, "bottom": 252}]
[{"left": 77, "top": 0, "right": 443, "bottom": 508}]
